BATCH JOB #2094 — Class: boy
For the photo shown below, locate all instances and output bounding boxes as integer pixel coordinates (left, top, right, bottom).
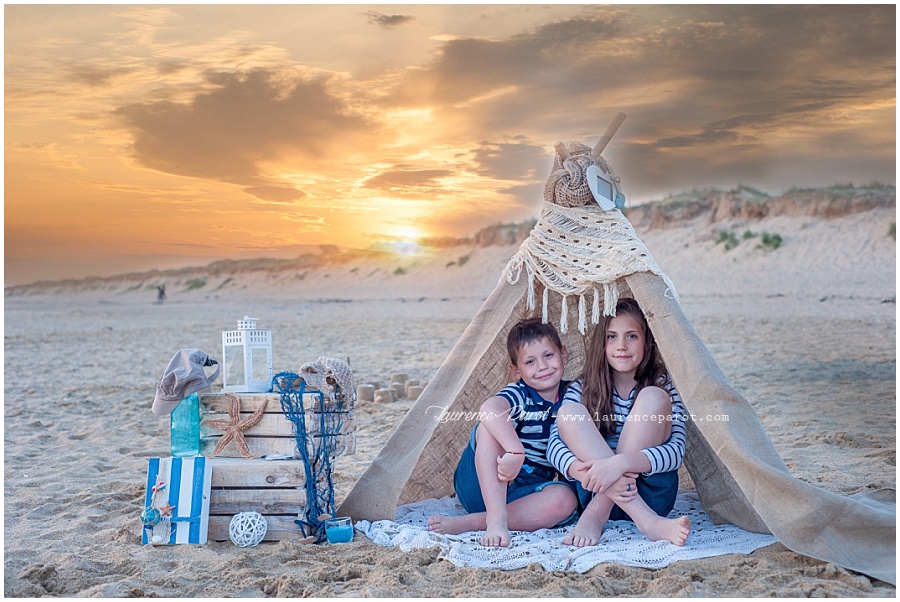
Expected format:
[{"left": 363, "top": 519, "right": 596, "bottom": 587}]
[{"left": 427, "top": 317, "right": 578, "bottom": 547}]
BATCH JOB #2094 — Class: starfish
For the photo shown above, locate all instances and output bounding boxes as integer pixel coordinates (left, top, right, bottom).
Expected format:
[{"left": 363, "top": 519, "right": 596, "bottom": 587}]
[
  {"left": 158, "top": 502, "right": 175, "bottom": 517},
  {"left": 201, "top": 392, "right": 268, "bottom": 459}
]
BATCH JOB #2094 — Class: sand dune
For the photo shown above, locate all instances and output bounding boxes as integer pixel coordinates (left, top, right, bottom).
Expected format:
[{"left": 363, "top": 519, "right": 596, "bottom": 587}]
[{"left": 4, "top": 187, "right": 896, "bottom": 596}]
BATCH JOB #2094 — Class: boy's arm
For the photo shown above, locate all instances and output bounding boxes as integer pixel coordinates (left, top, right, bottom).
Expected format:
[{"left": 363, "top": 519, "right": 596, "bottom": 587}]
[
  {"left": 479, "top": 395, "right": 525, "bottom": 482},
  {"left": 478, "top": 395, "right": 524, "bottom": 454}
]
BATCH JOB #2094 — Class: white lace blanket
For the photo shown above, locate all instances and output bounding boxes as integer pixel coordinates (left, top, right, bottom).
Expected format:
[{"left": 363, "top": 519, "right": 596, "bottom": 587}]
[{"left": 355, "top": 491, "right": 777, "bottom": 572}]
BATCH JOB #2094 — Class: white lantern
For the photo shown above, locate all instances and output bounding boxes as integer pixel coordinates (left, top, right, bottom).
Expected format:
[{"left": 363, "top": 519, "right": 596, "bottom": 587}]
[{"left": 222, "top": 316, "right": 273, "bottom": 393}]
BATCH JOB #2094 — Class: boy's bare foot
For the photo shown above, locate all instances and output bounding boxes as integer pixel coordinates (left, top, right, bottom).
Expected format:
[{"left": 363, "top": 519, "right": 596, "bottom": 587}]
[
  {"left": 482, "top": 518, "right": 511, "bottom": 547},
  {"left": 428, "top": 514, "right": 476, "bottom": 535},
  {"left": 562, "top": 511, "right": 605, "bottom": 547},
  {"left": 638, "top": 514, "right": 691, "bottom": 546},
  {"left": 427, "top": 514, "right": 510, "bottom": 546}
]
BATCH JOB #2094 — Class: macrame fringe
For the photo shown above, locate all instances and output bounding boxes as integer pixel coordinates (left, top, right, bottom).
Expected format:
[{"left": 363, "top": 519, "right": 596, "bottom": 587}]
[
  {"left": 603, "top": 283, "right": 619, "bottom": 317},
  {"left": 526, "top": 265, "right": 536, "bottom": 312},
  {"left": 542, "top": 287, "right": 549, "bottom": 324},
  {"left": 578, "top": 294, "right": 587, "bottom": 335},
  {"left": 559, "top": 295, "right": 569, "bottom": 334},
  {"left": 502, "top": 200, "right": 678, "bottom": 333}
]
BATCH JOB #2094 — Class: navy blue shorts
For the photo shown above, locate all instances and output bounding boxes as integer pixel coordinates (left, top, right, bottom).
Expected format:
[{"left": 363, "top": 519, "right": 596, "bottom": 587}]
[
  {"left": 576, "top": 468, "right": 679, "bottom": 521},
  {"left": 453, "top": 426, "right": 576, "bottom": 525}
]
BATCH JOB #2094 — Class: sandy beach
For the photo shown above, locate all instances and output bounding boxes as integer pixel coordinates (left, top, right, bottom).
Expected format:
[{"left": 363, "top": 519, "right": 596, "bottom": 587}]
[{"left": 4, "top": 189, "right": 896, "bottom": 597}]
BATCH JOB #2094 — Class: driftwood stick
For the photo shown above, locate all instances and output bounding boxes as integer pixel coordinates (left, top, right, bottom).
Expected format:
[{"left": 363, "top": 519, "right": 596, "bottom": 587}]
[{"left": 591, "top": 112, "right": 627, "bottom": 159}]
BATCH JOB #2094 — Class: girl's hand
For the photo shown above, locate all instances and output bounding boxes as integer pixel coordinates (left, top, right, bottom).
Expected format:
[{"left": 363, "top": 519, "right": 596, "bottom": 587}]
[
  {"left": 576, "top": 456, "right": 626, "bottom": 495},
  {"left": 569, "top": 459, "right": 590, "bottom": 484},
  {"left": 606, "top": 472, "right": 639, "bottom": 505},
  {"left": 497, "top": 452, "right": 524, "bottom": 482}
]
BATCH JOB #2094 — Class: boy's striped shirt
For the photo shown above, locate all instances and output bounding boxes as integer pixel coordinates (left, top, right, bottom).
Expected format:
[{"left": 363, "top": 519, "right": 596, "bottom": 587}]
[{"left": 497, "top": 379, "right": 569, "bottom": 470}]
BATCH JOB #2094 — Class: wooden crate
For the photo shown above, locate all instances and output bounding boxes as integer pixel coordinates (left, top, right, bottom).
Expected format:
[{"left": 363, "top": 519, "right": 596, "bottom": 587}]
[
  {"left": 199, "top": 392, "right": 356, "bottom": 458},
  {"left": 200, "top": 391, "right": 354, "bottom": 542},
  {"left": 206, "top": 458, "right": 309, "bottom": 542}
]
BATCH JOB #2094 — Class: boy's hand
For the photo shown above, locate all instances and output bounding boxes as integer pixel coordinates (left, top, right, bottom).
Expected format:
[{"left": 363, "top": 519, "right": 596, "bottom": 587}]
[{"left": 497, "top": 452, "right": 525, "bottom": 482}]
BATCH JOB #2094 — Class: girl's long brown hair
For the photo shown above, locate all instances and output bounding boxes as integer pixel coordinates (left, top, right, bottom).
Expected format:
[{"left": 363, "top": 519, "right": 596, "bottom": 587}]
[{"left": 582, "top": 298, "right": 664, "bottom": 437}]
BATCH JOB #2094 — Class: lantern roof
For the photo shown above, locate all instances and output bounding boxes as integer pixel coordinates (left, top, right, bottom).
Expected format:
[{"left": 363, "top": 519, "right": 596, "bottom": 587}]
[{"left": 237, "top": 316, "right": 258, "bottom": 330}]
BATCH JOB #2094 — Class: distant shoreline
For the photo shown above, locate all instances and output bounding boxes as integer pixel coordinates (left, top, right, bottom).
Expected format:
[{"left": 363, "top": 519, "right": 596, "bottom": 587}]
[{"left": 5, "top": 184, "right": 894, "bottom": 296}]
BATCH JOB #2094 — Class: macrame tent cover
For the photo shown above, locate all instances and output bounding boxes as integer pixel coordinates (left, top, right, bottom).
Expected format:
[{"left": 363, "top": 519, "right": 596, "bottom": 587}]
[{"left": 338, "top": 142, "right": 896, "bottom": 585}]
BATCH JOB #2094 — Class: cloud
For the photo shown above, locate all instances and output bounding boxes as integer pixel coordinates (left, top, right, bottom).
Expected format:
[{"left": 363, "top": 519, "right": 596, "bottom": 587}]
[
  {"left": 497, "top": 182, "right": 545, "bottom": 208},
  {"left": 9, "top": 142, "right": 82, "bottom": 168},
  {"left": 66, "top": 64, "right": 135, "bottom": 87},
  {"left": 115, "top": 68, "right": 376, "bottom": 184},
  {"left": 654, "top": 129, "right": 742, "bottom": 149},
  {"left": 469, "top": 139, "right": 548, "bottom": 181},
  {"left": 364, "top": 11, "right": 415, "bottom": 29},
  {"left": 244, "top": 186, "right": 307, "bottom": 203},
  {"left": 108, "top": 5, "right": 894, "bottom": 208},
  {"left": 386, "top": 6, "right": 894, "bottom": 140},
  {"left": 276, "top": 213, "right": 327, "bottom": 228},
  {"left": 363, "top": 166, "right": 453, "bottom": 190}
]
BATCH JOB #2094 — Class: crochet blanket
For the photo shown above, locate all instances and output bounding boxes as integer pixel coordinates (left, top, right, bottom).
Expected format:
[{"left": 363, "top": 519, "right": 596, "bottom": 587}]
[{"left": 356, "top": 491, "right": 777, "bottom": 572}]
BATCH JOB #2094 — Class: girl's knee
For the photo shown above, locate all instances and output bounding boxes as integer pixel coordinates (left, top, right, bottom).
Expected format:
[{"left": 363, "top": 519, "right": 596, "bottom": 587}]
[
  {"left": 633, "top": 386, "right": 670, "bottom": 415},
  {"left": 624, "top": 387, "right": 672, "bottom": 442},
  {"left": 558, "top": 403, "right": 590, "bottom": 420}
]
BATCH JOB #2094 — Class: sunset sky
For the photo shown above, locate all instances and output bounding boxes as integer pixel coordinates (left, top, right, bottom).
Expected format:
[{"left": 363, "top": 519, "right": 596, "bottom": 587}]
[{"left": 5, "top": 4, "right": 896, "bottom": 285}]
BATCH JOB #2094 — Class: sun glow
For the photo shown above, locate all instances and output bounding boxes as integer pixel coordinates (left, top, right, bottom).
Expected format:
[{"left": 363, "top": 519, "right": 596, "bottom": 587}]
[
  {"left": 389, "top": 226, "right": 425, "bottom": 255},
  {"left": 394, "top": 226, "right": 425, "bottom": 241},
  {"left": 392, "top": 239, "right": 421, "bottom": 256}
]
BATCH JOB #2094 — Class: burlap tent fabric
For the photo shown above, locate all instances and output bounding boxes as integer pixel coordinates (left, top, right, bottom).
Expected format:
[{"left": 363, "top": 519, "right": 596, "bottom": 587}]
[{"left": 338, "top": 142, "right": 895, "bottom": 584}]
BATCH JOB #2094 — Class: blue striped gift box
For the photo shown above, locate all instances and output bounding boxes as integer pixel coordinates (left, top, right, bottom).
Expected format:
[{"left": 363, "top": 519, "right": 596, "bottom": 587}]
[{"left": 142, "top": 456, "right": 212, "bottom": 545}]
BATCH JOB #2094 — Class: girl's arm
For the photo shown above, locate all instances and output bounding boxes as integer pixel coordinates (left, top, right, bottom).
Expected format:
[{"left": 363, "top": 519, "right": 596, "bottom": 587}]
[
  {"left": 546, "top": 421, "right": 578, "bottom": 480},
  {"left": 546, "top": 380, "right": 583, "bottom": 479},
  {"left": 637, "top": 376, "right": 687, "bottom": 475}
]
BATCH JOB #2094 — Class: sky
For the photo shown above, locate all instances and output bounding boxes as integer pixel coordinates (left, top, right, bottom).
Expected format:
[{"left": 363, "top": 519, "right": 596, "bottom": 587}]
[{"left": 4, "top": 4, "right": 896, "bottom": 286}]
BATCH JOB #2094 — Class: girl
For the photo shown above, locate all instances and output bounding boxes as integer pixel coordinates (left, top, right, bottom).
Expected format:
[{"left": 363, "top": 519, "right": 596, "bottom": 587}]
[{"left": 546, "top": 298, "right": 691, "bottom": 547}]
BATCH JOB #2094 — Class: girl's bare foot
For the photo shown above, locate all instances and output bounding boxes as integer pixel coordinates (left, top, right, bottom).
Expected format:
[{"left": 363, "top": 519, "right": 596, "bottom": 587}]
[
  {"left": 637, "top": 514, "right": 691, "bottom": 546},
  {"left": 562, "top": 511, "right": 605, "bottom": 547}
]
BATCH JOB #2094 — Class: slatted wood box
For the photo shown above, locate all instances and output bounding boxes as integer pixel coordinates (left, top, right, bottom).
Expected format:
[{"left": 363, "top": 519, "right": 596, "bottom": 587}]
[{"left": 199, "top": 391, "right": 355, "bottom": 542}]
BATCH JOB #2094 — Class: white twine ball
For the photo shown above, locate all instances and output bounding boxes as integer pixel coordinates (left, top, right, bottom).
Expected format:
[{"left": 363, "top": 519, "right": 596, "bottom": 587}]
[{"left": 229, "top": 512, "right": 268, "bottom": 547}]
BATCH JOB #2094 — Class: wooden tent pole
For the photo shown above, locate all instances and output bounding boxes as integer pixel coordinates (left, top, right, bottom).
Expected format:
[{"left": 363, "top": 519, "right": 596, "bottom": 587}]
[
  {"left": 591, "top": 112, "right": 627, "bottom": 159},
  {"left": 553, "top": 141, "right": 570, "bottom": 162}
]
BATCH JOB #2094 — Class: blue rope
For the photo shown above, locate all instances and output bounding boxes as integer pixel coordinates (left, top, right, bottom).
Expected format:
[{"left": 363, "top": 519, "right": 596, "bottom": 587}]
[{"left": 273, "top": 371, "right": 346, "bottom": 543}]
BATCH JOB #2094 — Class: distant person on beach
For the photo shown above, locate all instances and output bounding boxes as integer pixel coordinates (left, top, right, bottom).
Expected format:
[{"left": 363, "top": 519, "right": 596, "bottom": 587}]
[
  {"left": 547, "top": 298, "right": 691, "bottom": 547},
  {"left": 156, "top": 285, "right": 166, "bottom": 303},
  {"left": 427, "top": 318, "right": 578, "bottom": 547}
]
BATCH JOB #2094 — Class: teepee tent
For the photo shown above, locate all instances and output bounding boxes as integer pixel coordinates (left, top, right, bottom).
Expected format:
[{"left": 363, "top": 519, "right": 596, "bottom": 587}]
[{"left": 338, "top": 118, "right": 895, "bottom": 585}]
